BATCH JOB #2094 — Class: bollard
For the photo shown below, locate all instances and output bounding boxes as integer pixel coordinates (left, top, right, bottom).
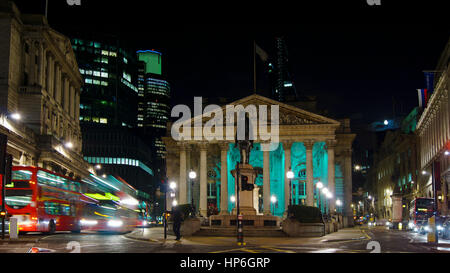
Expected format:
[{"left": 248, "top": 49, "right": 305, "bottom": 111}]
[{"left": 9, "top": 218, "right": 18, "bottom": 239}]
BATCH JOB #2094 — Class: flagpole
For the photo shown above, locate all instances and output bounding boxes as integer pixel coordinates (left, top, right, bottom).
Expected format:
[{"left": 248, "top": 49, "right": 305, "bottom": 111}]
[
  {"left": 253, "top": 40, "right": 256, "bottom": 94},
  {"left": 45, "top": 0, "right": 48, "bottom": 18}
]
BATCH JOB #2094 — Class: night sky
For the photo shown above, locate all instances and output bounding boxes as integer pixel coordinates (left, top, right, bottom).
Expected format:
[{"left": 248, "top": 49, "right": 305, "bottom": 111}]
[{"left": 12, "top": 1, "right": 450, "bottom": 125}]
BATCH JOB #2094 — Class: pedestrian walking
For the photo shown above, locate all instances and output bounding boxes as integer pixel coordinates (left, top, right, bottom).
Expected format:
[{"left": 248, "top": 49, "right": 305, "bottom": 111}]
[{"left": 172, "top": 206, "right": 184, "bottom": 241}]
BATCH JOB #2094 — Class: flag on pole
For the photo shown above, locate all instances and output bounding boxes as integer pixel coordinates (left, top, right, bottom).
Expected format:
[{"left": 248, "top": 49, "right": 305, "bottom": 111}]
[
  {"left": 424, "top": 71, "right": 435, "bottom": 95},
  {"left": 255, "top": 43, "right": 268, "bottom": 62},
  {"left": 417, "top": 89, "right": 428, "bottom": 108}
]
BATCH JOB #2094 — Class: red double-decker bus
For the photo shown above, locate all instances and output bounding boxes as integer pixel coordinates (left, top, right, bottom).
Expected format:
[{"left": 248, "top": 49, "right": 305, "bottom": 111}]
[
  {"left": 0, "top": 166, "right": 97, "bottom": 234},
  {"left": 408, "top": 197, "right": 435, "bottom": 231}
]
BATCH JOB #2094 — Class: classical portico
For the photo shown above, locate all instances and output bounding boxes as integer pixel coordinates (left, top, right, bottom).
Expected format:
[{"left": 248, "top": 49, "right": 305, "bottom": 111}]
[{"left": 163, "top": 94, "right": 356, "bottom": 227}]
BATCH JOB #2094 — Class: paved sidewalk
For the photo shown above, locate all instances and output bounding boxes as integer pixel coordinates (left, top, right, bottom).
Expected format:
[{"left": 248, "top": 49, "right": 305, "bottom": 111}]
[{"left": 125, "top": 226, "right": 370, "bottom": 247}]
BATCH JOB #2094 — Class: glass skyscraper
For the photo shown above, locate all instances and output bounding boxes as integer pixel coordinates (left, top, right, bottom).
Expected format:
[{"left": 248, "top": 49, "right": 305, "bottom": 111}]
[{"left": 137, "top": 50, "right": 171, "bottom": 161}]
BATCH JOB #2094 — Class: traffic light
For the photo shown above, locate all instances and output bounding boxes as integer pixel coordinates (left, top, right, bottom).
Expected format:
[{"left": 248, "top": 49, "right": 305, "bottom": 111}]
[{"left": 241, "top": 175, "right": 254, "bottom": 191}]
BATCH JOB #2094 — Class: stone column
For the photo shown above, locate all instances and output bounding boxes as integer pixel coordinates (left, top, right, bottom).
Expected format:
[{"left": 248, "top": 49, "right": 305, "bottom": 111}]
[
  {"left": 219, "top": 142, "right": 229, "bottom": 215},
  {"left": 54, "top": 63, "right": 60, "bottom": 101},
  {"left": 69, "top": 86, "right": 74, "bottom": 118},
  {"left": 283, "top": 140, "right": 294, "bottom": 216},
  {"left": 199, "top": 142, "right": 208, "bottom": 217},
  {"left": 29, "top": 41, "right": 36, "bottom": 86},
  {"left": 46, "top": 54, "right": 53, "bottom": 96},
  {"left": 343, "top": 149, "right": 354, "bottom": 227},
  {"left": 178, "top": 142, "right": 187, "bottom": 205},
  {"left": 38, "top": 44, "right": 44, "bottom": 87},
  {"left": 327, "top": 140, "right": 337, "bottom": 213},
  {"left": 305, "top": 140, "right": 315, "bottom": 206},
  {"left": 263, "top": 149, "right": 271, "bottom": 215}
]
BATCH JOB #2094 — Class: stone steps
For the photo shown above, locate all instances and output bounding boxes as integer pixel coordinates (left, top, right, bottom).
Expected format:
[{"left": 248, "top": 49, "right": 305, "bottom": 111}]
[{"left": 194, "top": 227, "right": 287, "bottom": 237}]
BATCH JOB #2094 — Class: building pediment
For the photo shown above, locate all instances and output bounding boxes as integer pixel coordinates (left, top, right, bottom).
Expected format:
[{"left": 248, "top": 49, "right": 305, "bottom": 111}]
[{"left": 189, "top": 94, "right": 340, "bottom": 127}]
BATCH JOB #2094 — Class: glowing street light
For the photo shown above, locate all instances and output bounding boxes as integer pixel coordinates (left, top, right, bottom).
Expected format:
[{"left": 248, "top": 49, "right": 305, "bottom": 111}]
[
  {"left": 286, "top": 171, "right": 294, "bottom": 179},
  {"left": 230, "top": 195, "right": 236, "bottom": 203},
  {"left": 169, "top": 181, "right": 177, "bottom": 190},
  {"left": 172, "top": 200, "right": 178, "bottom": 207},
  {"left": 65, "top": 142, "right": 73, "bottom": 149},
  {"left": 286, "top": 170, "right": 294, "bottom": 208},
  {"left": 271, "top": 195, "right": 277, "bottom": 215},
  {"left": 336, "top": 199, "right": 343, "bottom": 207},
  {"left": 10, "top": 113, "right": 21, "bottom": 120},
  {"left": 316, "top": 181, "right": 324, "bottom": 189},
  {"left": 189, "top": 170, "right": 197, "bottom": 179},
  {"left": 445, "top": 151, "right": 450, "bottom": 156},
  {"left": 384, "top": 120, "right": 389, "bottom": 125},
  {"left": 95, "top": 164, "right": 102, "bottom": 170}
]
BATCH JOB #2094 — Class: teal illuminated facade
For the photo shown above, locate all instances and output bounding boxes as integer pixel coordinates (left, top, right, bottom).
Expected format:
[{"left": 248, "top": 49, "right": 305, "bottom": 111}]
[{"left": 164, "top": 94, "right": 356, "bottom": 227}]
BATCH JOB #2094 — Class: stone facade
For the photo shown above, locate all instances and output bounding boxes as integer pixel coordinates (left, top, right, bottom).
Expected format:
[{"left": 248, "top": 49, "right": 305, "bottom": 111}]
[
  {"left": 163, "top": 94, "right": 356, "bottom": 227},
  {"left": 416, "top": 39, "right": 450, "bottom": 215},
  {"left": 0, "top": 2, "right": 90, "bottom": 178}
]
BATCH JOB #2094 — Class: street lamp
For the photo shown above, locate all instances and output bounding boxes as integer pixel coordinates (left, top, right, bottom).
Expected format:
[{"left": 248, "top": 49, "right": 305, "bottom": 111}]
[
  {"left": 322, "top": 188, "right": 330, "bottom": 215},
  {"left": 189, "top": 170, "right": 197, "bottom": 216},
  {"left": 169, "top": 181, "right": 177, "bottom": 190},
  {"left": 172, "top": 199, "right": 178, "bottom": 207},
  {"left": 286, "top": 170, "right": 294, "bottom": 207},
  {"left": 271, "top": 195, "right": 277, "bottom": 216},
  {"left": 230, "top": 195, "right": 236, "bottom": 203},
  {"left": 316, "top": 181, "right": 324, "bottom": 212},
  {"left": 65, "top": 142, "right": 73, "bottom": 149},
  {"left": 95, "top": 164, "right": 102, "bottom": 170},
  {"left": 10, "top": 113, "right": 21, "bottom": 120}
]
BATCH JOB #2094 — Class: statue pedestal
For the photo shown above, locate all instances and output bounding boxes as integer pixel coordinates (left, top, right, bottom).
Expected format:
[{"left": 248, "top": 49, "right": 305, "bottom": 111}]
[{"left": 209, "top": 162, "right": 280, "bottom": 228}]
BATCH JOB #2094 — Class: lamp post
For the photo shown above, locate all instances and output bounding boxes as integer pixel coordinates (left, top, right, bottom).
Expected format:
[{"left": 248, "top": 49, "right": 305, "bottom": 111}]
[
  {"left": 169, "top": 181, "right": 177, "bottom": 210},
  {"left": 230, "top": 195, "right": 236, "bottom": 210},
  {"left": 189, "top": 170, "right": 197, "bottom": 216},
  {"left": 286, "top": 170, "right": 294, "bottom": 212},
  {"left": 316, "top": 181, "right": 324, "bottom": 212},
  {"left": 325, "top": 191, "right": 333, "bottom": 216},
  {"left": 322, "top": 188, "right": 330, "bottom": 216},
  {"left": 271, "top": 195, "right": 277, "bottom": 216}
]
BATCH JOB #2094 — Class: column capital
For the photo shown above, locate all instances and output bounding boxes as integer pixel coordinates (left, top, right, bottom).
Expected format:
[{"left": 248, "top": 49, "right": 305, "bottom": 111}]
[
  {"left": 304, "top": 139, "right": 315, "bottom": 150},
  {"left": 218, "top": 141, "right": 230, "bottom": 151},
  {"left": 198, "top": 141, "right": 209, "bottom": 151},
  {"left": 343, "top": 149, "right": 352, "bottom": 157},
  {"left": 326, "top": 139, "right": 337, "bottom": 149},
  {"left": 177, "top": 141, "right": 189, "bottom": 150},
  {"left": 283, "top": 140, "right": 294, "bottom": 150}
]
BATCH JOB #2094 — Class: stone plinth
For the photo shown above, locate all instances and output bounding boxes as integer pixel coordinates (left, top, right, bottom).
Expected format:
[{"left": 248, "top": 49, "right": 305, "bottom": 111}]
[
  {"left": 209, "top": 214, "right": 280, "bottom": 227},
  {"left": 282, "top": 218, "right": 325, "bottom": 237}
]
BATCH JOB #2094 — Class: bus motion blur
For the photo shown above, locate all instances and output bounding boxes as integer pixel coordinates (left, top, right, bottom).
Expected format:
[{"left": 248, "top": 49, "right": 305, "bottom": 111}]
[
  {"left": 0, "top": 166, "right": 149, "bottom": 234},
  {"left": 408, "top": 197, "right": 435, "bottom": 232}
]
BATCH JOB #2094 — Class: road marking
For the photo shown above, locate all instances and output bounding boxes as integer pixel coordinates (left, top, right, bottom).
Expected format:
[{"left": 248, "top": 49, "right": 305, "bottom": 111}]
[
  {"left": 259, "top": 246, "right": 295, "bottom": 253},
  {"left": 209, "top": 247, "right": 255, "bottom": 253}
]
